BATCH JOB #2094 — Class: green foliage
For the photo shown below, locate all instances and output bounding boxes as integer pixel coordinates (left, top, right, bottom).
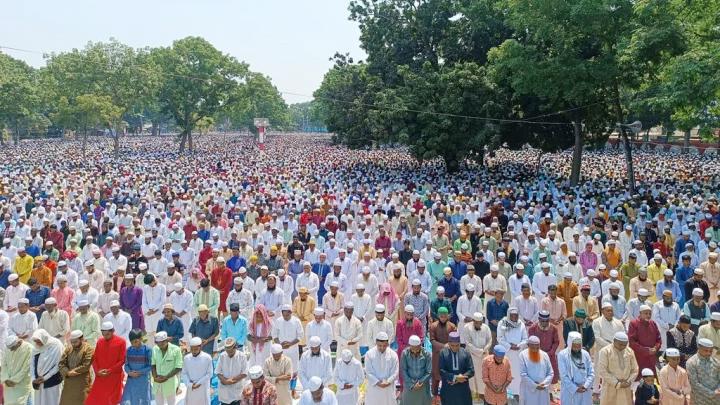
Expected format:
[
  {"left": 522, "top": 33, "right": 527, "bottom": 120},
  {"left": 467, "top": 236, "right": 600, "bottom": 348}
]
[
  {"left": 222, "top": 72, "right": 292, "bottom": 132},
  {"left": 288, "top": 101, "right": 326, "bottom": 131}
]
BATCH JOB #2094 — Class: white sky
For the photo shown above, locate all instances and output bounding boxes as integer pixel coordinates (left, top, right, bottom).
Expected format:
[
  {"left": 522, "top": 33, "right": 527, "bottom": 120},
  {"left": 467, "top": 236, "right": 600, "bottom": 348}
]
[{"left": 1, "top": 0, "right": 366, "bottom": 104}]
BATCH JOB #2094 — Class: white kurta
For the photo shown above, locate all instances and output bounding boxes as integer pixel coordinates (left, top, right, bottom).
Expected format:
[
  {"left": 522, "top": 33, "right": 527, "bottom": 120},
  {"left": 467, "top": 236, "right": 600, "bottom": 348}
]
[
  {"left": 168, "top": 290, "right": 193, "bottom": 341},
  {"left": 38, "top": 309, "right": 70, "bottom": 339},
  {"left": 142, "top": 283, "right": 166, "bottom": 335},
  {"left": 497, "top": 320, "right": 528, "bottom": 395},
  {"left": 182, "top": 351, "right": 213, "bottom": 405},
  {"left": 350, "top": 294, "right": 373, "bottom": 345},
  {"left": 366, "top": 318, "right": 395, "bottom": 348},
  {"left": 272, "top": 316, "right": 304, "bottom": 370},
  {"left": 461, "top": 322, "right": 492, "bottom": 394},
  {"left": 333, "top": 357, "right": 365, "bottom": 405},
  {"left": 364, "top": 346, "right": 399, "bottom": 405},
  {"left": 298, "top": 349, "right": 333, "bottom": 389},
  {"left": 456, "top": 295, "right": 483, "bottom": 324},
  {"left": 305, "top": 320, "right": 333, "bottom": 353},
  {"left": 9, "top": 311, "right": 38, "bottom": 340},
  {"left": 103, "top": 311, "right": 132, "bottom": 345},
  {"left": 215, "top": 350, "right": 248, "bottom": 404},
  {"left": 519, "top": 349, "right": 554, "bottom": 405},
  {"left": 334, "top": 316, "right": 362, "bottom": 360},
  {"left": 651, "top": 301, "right": 682, "bottom": 350}
]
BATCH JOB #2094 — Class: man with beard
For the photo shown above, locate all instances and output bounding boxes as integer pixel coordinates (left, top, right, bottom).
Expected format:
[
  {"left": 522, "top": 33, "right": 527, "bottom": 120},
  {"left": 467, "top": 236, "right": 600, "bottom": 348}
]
[
  {"left": 333, "top": 349, "right": 364, "bottom": 405},
  {"left": 497, "top": 307, "right": 528, "bottom": 399},
  {"left": 628, "top": 305, "right": 661, "bottom": 378},
  {"left": 439, "top": 331, "right": 474, "bottom": 405},
  {"left": 460, "top": 312, "right": 492, "bottom": 402},
  {"left": 58, "top": 330, "right": 94, "bottom": 405},
  {"left": 591, "top": 303, "right": 625, "bottom": 394},
  {"left": 686, "top": 338, "right": 720, "bottom": 405},
  {"left": 657, "top": 348, "right": 691, "bottom": 405},
  {"left": 298, "top": 376, "right": 336, "bottom": 405},
  {"left": 528, "top": 310, "right": 560, "bottom": 385},
  {"left": 399, "top": 335, "right": 432, "bottom": 405},
  {"left": 557, "top": 331, "right": 595, "bottom": 405},
  {"left": 429, "top": 306, "right": 456, "bottom": 399},
  {"left": 259, "top": 275, "right": 286, "bottom": 319},
  {"left": 518, "top": 335, "right": 553, "bottom": 405},
  {"left": 562, "top": 309, "right": 595, "bottom": 352},
  {"left": 364, "top": 332, "right": 399, "bottom": 405},
  {"left": 597, "top": 332, "right": 638, "bottom": 405},
  {"left": 651, "top": 289, "right": 682, "bottom": 351}
]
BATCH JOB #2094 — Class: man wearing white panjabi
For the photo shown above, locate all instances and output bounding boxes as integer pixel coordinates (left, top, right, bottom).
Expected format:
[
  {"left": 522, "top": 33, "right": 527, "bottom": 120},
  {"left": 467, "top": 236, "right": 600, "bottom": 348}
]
[
  {"left": 142, "top": 274, "right": 166, "bottom": 346},
  {"left": 333, "top": 349, "right": 364, "bottom": 405},
  {"left": 216, "top": 337, "right": 248, "bottom": 405},
  {"left": 591, "top": 303, "right": 626, "bottom": 393},
  {"left": 167, "top": 283, "right": 193, "bottom": 342},
  {"left": 460, "top": 312, "right": 492, "bottom": 398},
  {"left": 298, "top": 336, "right": 333, "bottom": 390},
  {"left": 497, "top": 307, "right": 528, "bottom": 397},
  {"left": 350, "top": 284, "right": 373, "bottom": 345},
  {"left": 334, "top": 301, "right": 362, "bottom": 360},
  {"left": 271, "top": 304, "right": 304, "bottom": 380},
  {"left": 182, "top": 337, "right": 213, "bottom": 405},
  {"left": 305, "top": 307, "right": 333, "bottom": 353},
  {"left": 651, "top": 290, "right": 682, "bottom": 351},
  {"left": 366, "top": 304, "right": 395, "bottom": 349},
  {"left": 30, "top": 329, "right": 64, "bottom": 405},
  {"left": 456, "top": 284, "right": 483, "bottom": 324},
  {"left": 519, "top": 335, "right": 554, "bottom": 405},
  {"left": 364, "top": 332, "right": 399, "bottom": 405},
  {"left": 558, "top": 332, "right": 595, "bottom": 405},
  {"left": 299, "top": 376, "right": 338, "bottom": 405},
  {"left": 9, "top": 298, "right": 37, "bottom": 341}
]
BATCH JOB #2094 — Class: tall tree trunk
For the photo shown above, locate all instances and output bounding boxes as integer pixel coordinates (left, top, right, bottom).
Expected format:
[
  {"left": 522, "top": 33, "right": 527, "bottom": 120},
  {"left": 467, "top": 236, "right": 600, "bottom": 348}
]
[
  {"left": 570, "top": 121, "right": 583, "bottom": 186},
  {"left": 151, "top": 121, "right": 159, "bottom": 136},
  {"left": 14, "top": 124, "right": 20, "bottom": 145},
  {"left": 612, "top": 85, "right": 635, "bottom": 194},
  {"left": 683, "top": 130, "right": 691, "bottom": 154},
  {"left": 443, "top": 154, "right": 460, "bottom": 173},
  {"left": 178, "top": 131, "right": 187, "bottom": 153},
  {"left": 187, "top": 131, "right": 194, "bottom": 153},
  {"left": 113, "top": 130, "right": 120, "bottom": 159}
]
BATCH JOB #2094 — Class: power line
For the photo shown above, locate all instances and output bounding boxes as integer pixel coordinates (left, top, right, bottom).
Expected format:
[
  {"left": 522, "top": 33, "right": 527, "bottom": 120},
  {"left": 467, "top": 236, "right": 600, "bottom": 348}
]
[{"left": 0, "top": 44, "right": 594, "bottom": 126}]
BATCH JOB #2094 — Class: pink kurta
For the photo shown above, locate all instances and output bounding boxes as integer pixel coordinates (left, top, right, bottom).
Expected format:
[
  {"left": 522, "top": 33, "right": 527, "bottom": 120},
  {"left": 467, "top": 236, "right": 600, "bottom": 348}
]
[
  {"left": 52, "top": 286, "right": 76, "bottom": 318},
  {"left": 540, "top": 296, "right": 567, "bottom": 349}
]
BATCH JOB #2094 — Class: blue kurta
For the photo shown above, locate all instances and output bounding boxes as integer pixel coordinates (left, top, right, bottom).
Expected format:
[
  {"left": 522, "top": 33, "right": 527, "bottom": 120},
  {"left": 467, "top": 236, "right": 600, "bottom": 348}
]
[
  {"left": 557, "top": 348, "right": 594, "bottom": 405},
  {"left": 121, "top": 344, "right": 153, "bottom": 405}
]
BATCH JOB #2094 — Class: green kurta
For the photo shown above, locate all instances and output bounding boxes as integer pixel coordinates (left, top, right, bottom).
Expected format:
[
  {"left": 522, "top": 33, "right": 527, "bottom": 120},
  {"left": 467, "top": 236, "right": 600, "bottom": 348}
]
[
  {"left": 151, "top": 343, "right": 184, "bottom": 396},
  {"left": 0, "top": 341, "right": 33, "bottom": 405},
  {"left": 72, "top": 311, "right": 102, "bottom": 346},
  {"left": 427, "top": 260, "right": 448, "bottom": 300}
]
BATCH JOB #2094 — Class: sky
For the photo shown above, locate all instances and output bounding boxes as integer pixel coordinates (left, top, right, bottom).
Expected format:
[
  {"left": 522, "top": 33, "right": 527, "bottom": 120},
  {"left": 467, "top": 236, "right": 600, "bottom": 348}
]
[{"left": 0, "top": 0, "right": 366, "bottom": 104}]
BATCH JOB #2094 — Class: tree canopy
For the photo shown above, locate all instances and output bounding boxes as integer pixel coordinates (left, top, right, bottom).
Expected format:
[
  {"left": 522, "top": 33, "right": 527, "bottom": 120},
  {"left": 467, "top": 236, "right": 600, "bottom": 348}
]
[{"left": 0, "top": 36, "right": 292, "bottom": 152}]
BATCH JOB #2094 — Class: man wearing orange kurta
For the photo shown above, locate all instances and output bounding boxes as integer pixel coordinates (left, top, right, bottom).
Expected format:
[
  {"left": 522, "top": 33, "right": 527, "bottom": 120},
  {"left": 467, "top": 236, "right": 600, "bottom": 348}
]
[
  {"left": 31, "top": 256, "right": 54, "bottom": 288},
  {"left": 557, "top": 272, "right": 578, "bottom": 317}
]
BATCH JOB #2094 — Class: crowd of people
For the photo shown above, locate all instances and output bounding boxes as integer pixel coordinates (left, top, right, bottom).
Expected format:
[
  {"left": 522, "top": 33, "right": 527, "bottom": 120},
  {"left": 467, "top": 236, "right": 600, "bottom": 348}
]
[{"left": 0, "top": 133, "right": 719, "bottom": 405}]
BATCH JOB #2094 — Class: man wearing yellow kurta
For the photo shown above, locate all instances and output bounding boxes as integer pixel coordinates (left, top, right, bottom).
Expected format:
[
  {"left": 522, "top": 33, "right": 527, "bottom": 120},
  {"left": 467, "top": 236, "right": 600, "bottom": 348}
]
[
  {"left": 597, "top": 332, "right": 638, "bottom": 405},
  {"left": 647, "top": 255, "right": 667, "bottom": 286},
  {"left": 13, "top": 249, "right": 33, "bottom": 284},
  {"left": 1, "top": 335, "right": 33, "bottom": 405},
  {"left": 263, "top": 344, "right": 293, "bottom": 405},
  {"left": 292, "top": 288, "right": 316, "bottom": 346}
]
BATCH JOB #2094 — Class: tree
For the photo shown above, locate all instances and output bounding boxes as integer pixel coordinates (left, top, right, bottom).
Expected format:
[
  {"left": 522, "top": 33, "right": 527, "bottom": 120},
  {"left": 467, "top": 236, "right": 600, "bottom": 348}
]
[
  {"left": 222, "top": 72, "right": 292, "bottom": 132},
  {"left": 289, "top": 101, "right": 326, "bottom": 131},
  {"left": 151, "top": 37, "right": 248, "bottom": 153},
  {"left": 0, "top": 53, "right": 42, "bottom": 144},
  {"left": 53, "top": 94, "right": 123, "bottom": 157}
]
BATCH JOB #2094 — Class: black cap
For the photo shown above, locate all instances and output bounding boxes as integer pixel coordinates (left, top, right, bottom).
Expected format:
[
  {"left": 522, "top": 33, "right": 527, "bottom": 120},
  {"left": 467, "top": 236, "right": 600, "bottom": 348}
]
[{"left": 229, "top": 303, "right": 240, "bottom": 312}]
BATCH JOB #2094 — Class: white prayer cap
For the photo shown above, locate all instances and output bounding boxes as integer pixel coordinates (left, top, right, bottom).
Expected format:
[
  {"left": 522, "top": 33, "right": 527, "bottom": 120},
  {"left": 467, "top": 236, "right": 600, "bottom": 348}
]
[
  {"left": 189, "top": 337, "right": 202, "bottom": 347},
  {"left": 392, "top": 253, "right": 399, "bottom": 259},
  {"left": 563, "top": 272, "right": 572, "bottom": 279},
  {"left": 433, "top": 252, "right": 441, "bottom": 259},
  {"left": 56, "top": 274, "right": 67, "bottom": 282},
  {"left": 508, "top": 307, "right": 519, "bottom": 314},
  {"left": 609, "top": 270, "right": 618, "bottom": 277},
  {"left": 57, "top": 260, "right": 67, "bottom": 267},
  {"left": 375, "top": 332, "right": 389, "bottom": 341},
  {"left": 271, "top": 344, "right": 284, "bottom": 354},
  {"left": 77, "top": 299, "right": 89, "bottom": 307},
  {"left": 408, "top": 335, "right": 422, "bottom": 346},
  {"left": 692, "top": 288, "right": 704, "bottom": 297},
  {"left": 614, "top": 332, "right": 629, "bottom": 342},
  {"left": 308, "top": 336, "right": 322, "bottom": 348},
  {"left": 641, "top": 368, "right": 654, "bottom": 377},
  {"left": 70, "top": 330, "right": 84, "bottom": 340},
  {"left": 663, "top": 269, "right": 673, "bottom": 276},
  {"left": 239, "top": 267, "right": 247, "bottom": 274},
  {"left": 356, "top": 283, "right": 365, "bottom": 290},
  {"left": 174, "top": 283, "right": 183, "bottom": 291},
  {"left": 417, "top": 260, "right": 426, "bottom": 268},
  {"left": 654, "top": 254, "right": 663, "bottom": 260},
  {"left": 110, "top": 300, "right": 120, "bottom": 307},
  {"left": 698, "top": 338, "right": 714, "bottom": 348},
  {"left": 18, "top": 298, "right": 29, "bottom": 305},
  {"left": 281, "top": 304, "right": 292, "bottom": 312},
  {"left": 341, "top": 349, "right": 353, "bottom": 362},
  {"left": 44, "top": 297, "right": 57, "bottom": 305},
  {"left": 466, "top": 283, "right": 475, "bottom": 292},
  {"left": 362, "top": 266, "right": 370, "bottom": 274},
  {"left": 308, "top": 376, "right": 323, "bottom": 391},
  {"left": 124, "top": 273, "right": 135, "bottom": 280},
  {"left": 609, "top": 282, "right": 620, "bottom": 290},
  {"left": 8, "top": 274, "right": 18, "bottom": 281},
  {"left": 344, "top": 301, "right": 354, "bottom": 309},
  {"left": 154, "top": 331, "right": 169, "bottom": 342},
  {"left": 586, "top": 270, "right": 596, "bottom": 277},
  {"left": 601, "top": 302, "right": 613, "bottom": 309},
  {"left": 411, "top": 279, "right": 421, "bottom": 287},
  {"left": 100, "top": 321, "right": 114, "bottom": 331},
  {"left": 404, "top": 304, "right": 415, "bottom": 313},
  {"left": 138, "top": 263, "right": 148, "bottom": 270},
  {"left": 248, "top": 365, "right": 264, "bottom": 379},
  {"left": 330, "top": 281, "right": 339, "bottom": 288},
  {"left": 436, "top": 286, "right": 445, "bottom": 293},
  {"left": 375, "top": 304, "right": 386, "bottom": 313},
  {"left": 528, "top": 336, "right": 540, "bottom": 345},
  {"left": 313, "top": 307, "right": 325, "bottom": 316},
  {"left": 665, "top": 348, "right": 680, "bottom": 357},
  {"left": 233, "top": 277, "right": 242, "bottom": 285},
  {"left": 711, "top": 312, "right": 720, "bottom": 321},
  {"left": 472, "top": 312, "right": 484, "bottom": 322},
  {"left": 5, "top": 335, "right": 18, "bottom": 348},
  {"left": 84, "top": 260, "right": 95, "bottom": 267},
  {"left": 333, "top": 259, "right": 342, "bottom": 266},
  {"left": 639, "top": 305, "right": 651, "bottom": 312},
  {"left": 638, "top": 288, "right": 650, "bottom": 296},
  {"left": 163, "top": 303, "right": 174, "bottom": 311},
  {"left": 694, "top": 268, "right": 704, "bottom": 275}
]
